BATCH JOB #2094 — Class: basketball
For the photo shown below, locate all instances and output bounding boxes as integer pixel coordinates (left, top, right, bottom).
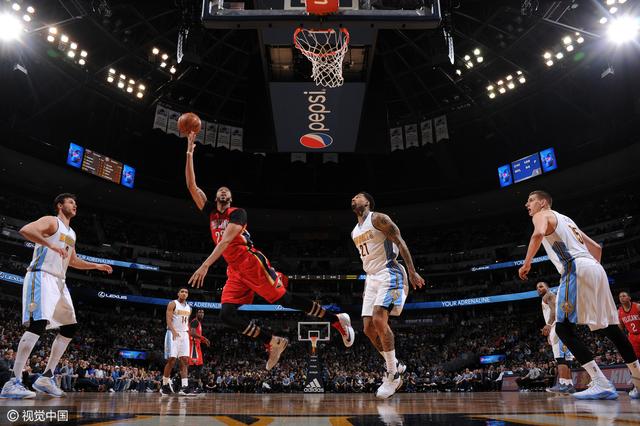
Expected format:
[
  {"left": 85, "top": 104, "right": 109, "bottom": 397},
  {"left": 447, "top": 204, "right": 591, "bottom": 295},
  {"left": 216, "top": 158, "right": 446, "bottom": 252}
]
[{"left": 178, "top": 112, "right": 201, "bottom": 136}]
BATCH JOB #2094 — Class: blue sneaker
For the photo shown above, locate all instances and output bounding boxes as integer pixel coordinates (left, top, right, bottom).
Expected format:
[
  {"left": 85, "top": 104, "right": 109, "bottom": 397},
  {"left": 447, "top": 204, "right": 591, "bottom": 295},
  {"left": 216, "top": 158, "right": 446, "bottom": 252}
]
[
  {"left": 630, "top": 387, "right": 639, "bottom": 399},
  {"left": 0, "top": 377, "right": 36, "bottom": 399},
  {"left": 545, "top": 383, "right": 566, "bottom": 394},
  {"left": 573, "top": 380, "right": 618, "bottom": 400},
  {"left": 33, "top": 376, "right": 65, "bottom": 397}
]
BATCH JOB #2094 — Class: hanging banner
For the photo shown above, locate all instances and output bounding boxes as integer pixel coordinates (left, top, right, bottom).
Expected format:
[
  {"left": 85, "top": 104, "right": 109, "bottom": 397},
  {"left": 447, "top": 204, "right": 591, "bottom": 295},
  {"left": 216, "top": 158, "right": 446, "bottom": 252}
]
[
  {"left": 404, "top": 124, "right": 419, "bottom": 148},
  {"left": 194, "top": 120, "right": 206, "bottom": 145},
  {"left": 230, "top": 127, "right": 243, "bottom": 151},
  {"left": 434, "top": 115, "right": 449, "bottom": 142},
  {"left": 390, "top": 127, "right": 404, "bottom": 151},
  {"left": 420, "top": 119, "right": 433, "bottom": 145},
  {"left": 291, "top": 153, "right": 307, "bottom": 163},
  {"left": 323, "top": 153, "right": 338, "bottom": 163},
  {"left": 166, "top": 109, "right": 181, "bottom": 137},
  {"left": 204, "top": 122, "right": 218, "bottom": 146},
  {"left": 216, "top": 125, "right": 231, "bottom": 149},
  {"left": 152, "top": 105, "right": 169, "bottom": 132}
]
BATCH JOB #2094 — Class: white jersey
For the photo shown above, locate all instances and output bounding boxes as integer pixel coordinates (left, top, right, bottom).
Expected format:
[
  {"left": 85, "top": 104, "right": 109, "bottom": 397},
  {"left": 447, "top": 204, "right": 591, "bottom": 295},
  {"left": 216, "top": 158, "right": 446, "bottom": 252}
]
[
  {"left": 351, "top": 212, "right": 399, "bottom": 275},
  {"left": 169, "top": 299, "right": 191, "bottom": 332},
  {"left": 541, "top": 210, "right": 593, "bottom": 276},
  {"left": 27, "top": 217, "right": 76, "bottom": 279},
  {"left": 541, "top": 299, "right": 552, "bottom": 325}
]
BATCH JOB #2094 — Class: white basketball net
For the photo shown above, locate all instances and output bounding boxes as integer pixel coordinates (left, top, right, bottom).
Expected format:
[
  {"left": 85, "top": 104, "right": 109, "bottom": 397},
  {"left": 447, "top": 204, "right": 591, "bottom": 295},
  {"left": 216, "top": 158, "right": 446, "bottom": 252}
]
[{"left": 294, "top": 28, "right": 350, "bottom": 88}]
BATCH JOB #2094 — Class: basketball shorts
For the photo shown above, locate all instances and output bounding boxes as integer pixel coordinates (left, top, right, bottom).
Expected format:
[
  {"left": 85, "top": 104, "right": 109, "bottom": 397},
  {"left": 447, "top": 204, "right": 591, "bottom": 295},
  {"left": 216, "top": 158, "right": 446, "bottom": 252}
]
[
  {"left": 164, "top": 330, "right": 190, "bottom": 359},
  {"left": 556, "top": 257, "right": 619, "bottom": 331},
  {"left": 189, "top": 341, "right": 203, "bottom": 366},
  {"left": 361, "top": 263, "right": 408, "bottom": 317},
  {"left": 22, "top": 270, "right": 77, "bottom": 329},
  {"left": 629, "top": 334, "right": 640, "bottom": 359},
  {"left": 549, "top": 324, "right": 574, "bottom": 361},
  {"left": 221, "top": 250, "right": 287, "bottom": 305}
]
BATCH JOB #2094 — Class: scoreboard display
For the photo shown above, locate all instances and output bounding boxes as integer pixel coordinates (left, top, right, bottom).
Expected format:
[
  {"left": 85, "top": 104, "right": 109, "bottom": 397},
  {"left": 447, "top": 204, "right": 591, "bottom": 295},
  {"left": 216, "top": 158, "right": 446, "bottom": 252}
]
[
  {"left": 497, "top": 147, "right": 557, "bottom": 188},
  {"left": 66, "top": 142, "right": 135, "bottom": 189},
  {"left": 81, "top": 149, "right": 124, "bottom": 184},
  {"left": 511, "top": 153, "right": 542, "bottom": 184}
]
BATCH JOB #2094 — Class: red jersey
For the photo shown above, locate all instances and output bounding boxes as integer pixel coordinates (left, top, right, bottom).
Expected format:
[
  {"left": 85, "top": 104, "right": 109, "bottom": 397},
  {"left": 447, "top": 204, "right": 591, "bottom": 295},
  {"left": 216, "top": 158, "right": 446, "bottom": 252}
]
[
  {"left": 204, "top": 203, "right": 253, "bottom": 265},
  {"left": 619, "top": 303, "right": 640, "bottom": 335}
]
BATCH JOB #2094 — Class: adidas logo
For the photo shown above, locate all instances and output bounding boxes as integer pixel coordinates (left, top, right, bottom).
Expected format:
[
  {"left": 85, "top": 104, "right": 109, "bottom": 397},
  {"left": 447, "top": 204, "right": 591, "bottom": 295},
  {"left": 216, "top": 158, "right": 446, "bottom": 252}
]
[{"left": 303, "top": 378, "right": 324, "bottom": 393}]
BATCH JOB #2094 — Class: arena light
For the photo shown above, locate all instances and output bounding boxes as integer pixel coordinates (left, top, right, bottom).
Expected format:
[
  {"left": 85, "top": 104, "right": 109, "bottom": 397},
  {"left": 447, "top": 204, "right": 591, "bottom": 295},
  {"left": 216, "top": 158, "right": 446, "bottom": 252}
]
[
  {"left": 117, "top": 81, "right": 125, "bottom": 89},
  {"left": 11, "top": 3, "right": 20, "bottom": 11},
  {"left": 107, "top": 68, "right": 147, "bottom": 98},
  {"left": 78, "top": 58, "right": 85, "bottom": 66},
  {"left": 107, "top": 75, "right": 114, "bottom": 83},
  {"left": 67, "top": 50, "right": 75, "bottom": 58},
  {"left": 60, "top": 34, "right": 69, "bottom": 43},
  {"left": 555, "top": 52, "right": 564, "bottom": 59},
  {"left": 607, "top": 16, "right": 639, "bottom": 44},
  {"left": 136, "top": 92, "right": 144, "bottom": 98},
  {"left": 109, "top": 68, "right": 115, "bottom": 74},
  {"left": 160, "top": 62, "right": 166, "bottom": 68},
  {"left": 169, "top": 66, "right": 176, "bottom": 74},
  {"left": 488, "top": 92, "right": 496, "bottom": 99},
  {"left": 126, "top": 86, "right": 133, "bottom": 93},
  {"left": 70, "top": 42, "right": 77, "bottom": 50},
  {"left": 546, "top": 59, "right": 554, "bottom": 66},
  {"left": 455, "top": 69, "right": 461, "bottom": 76},
  {"left": 80, "top": 50, "right": 87, "bottom": 58},
  {"left": 0, "top": 13, "right": 23, "bottom": 41},
  {"left": 566, "top": 44, "right": 574, "bottom": 52},
  {"left": 26, "top": 6, "right": 34, "bottom": 14},
  {"left": 138, "top": 84, "right": 145, "bottom": 91},
  {"left": 46, "top": 35, "right": 54, "bottom": 42},
  {"left": 152, "top": 47, "right": 159, "bottom": 55},
  {"left": 161, "top": 53, "right": 169, "bottom": 60},
  {"left": 22, "top": 14, "right": 30, "bottom": 22},
  {"left": 486, "top": 70, "right": 526, "bottom": 98},
  {"left": 49, "top": 27, "right": 57, "bottom": 35}
]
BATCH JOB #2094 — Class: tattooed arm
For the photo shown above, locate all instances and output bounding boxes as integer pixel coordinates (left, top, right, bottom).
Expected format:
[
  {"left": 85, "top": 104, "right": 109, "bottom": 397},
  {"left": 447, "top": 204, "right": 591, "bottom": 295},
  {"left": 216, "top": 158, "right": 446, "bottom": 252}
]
[
  {"left": 371, "top": 212, "right": 425, "bottom": 290},
  {"left": 185, "top": 131, "right": 208, "bottom": 210}
]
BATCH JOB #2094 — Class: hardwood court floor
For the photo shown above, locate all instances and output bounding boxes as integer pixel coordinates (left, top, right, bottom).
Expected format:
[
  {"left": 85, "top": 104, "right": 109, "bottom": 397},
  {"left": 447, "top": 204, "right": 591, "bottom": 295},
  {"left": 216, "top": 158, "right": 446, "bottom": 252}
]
[{"left": 0, "top": 392, "right": 639, "bottom": 425}]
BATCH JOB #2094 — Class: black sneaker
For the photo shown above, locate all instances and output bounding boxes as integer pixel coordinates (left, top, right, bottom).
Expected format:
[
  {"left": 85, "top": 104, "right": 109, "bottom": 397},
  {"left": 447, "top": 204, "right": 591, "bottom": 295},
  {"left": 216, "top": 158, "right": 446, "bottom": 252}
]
[
  {"left": 160, "top": 383, "right": 174, "bottom": 396},
  {"left": 178, "top": 387, "right": 196, "bottom": 396}
]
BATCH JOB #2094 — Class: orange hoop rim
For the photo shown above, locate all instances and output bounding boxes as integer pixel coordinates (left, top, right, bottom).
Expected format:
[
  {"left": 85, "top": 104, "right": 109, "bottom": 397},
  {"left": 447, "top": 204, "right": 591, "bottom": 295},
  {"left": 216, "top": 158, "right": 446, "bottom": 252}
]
[{"left": 293, "top": 27, "right": 350, "bottom": 58}]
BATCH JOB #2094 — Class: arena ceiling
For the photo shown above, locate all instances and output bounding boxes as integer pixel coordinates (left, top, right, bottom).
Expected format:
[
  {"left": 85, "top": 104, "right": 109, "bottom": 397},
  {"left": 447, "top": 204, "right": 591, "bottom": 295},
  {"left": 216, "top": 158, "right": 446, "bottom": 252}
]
[{"left": 0, "top": 0, "right": 638, "bottom": 207}]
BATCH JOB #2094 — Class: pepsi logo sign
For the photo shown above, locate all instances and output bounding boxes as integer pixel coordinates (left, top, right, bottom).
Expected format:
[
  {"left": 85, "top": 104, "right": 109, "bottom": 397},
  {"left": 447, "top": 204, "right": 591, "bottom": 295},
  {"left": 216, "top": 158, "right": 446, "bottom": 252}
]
[{"left": 299, "top": 133, "right": 333, "bottom": 149}]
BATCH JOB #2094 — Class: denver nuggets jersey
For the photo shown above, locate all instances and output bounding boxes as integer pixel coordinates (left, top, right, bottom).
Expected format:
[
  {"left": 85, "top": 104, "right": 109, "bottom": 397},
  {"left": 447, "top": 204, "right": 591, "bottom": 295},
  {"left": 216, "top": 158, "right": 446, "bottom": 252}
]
[
  {"left": 27, "top": 217, "right": 76, "bottom": 279},
  {"left": 352, "top": 212, "right": 399, "bottom": 275},
  {"left": 541, "top": 210, "right": 594, "bottom": 275},
  {"left": 170, "top": 300, "right": 192, "bottom": 332}
]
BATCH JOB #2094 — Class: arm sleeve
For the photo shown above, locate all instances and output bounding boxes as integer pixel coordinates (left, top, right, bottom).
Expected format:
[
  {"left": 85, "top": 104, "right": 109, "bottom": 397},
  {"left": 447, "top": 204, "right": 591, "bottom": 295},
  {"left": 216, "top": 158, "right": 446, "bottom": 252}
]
[
  {"left": 202, "top": 201, "right": 215, "bottom": 217},
  {"left": 229, "top": 208, "right": 248, "bottom": 226}
]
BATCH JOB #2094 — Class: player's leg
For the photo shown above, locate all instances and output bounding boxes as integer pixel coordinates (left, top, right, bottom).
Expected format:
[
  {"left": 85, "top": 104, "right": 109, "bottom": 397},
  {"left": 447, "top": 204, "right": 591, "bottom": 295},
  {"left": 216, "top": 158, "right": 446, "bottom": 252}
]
[
  {"left": 177, "top": 356, "right": 190, "bottom": 394},
  {"left": 596, "top": 325, "right": 640, "bottom": 397},
  {"left": 161, "top": 329, "right": 179, "bottom": 394},
  {"left": 0, "top": 319, "right": 44, "bottom": 399},
  {"left": 34, "top": 281, "right": 77, "bottom": 397}
]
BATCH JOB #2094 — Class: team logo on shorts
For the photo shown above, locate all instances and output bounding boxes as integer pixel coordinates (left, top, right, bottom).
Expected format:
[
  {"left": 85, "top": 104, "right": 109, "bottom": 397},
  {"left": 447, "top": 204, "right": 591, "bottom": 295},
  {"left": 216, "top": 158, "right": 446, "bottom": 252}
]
[
  {"left": 299, "top": 133, "right": 333, "bottom": 149},
  {"left": 561, "top": 301, "right": 574, "bottom": 314}
]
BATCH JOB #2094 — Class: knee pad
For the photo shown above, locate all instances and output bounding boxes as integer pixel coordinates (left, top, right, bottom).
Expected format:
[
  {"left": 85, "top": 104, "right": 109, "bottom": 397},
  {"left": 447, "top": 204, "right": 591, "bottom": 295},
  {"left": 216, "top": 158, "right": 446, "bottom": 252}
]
[
  {"left": 59, "top": 323, "right": 77, "bottom": 339},
  {"left": 27, "top": 320, "right": 47, "bottom": 336}
]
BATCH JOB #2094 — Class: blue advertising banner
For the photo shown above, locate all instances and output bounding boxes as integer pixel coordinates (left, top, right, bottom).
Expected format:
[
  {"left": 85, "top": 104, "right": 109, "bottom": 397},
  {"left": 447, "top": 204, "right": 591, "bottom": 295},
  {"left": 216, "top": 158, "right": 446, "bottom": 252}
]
[{"left": 270, "top": 82, "right": 365, "bottom": 152}]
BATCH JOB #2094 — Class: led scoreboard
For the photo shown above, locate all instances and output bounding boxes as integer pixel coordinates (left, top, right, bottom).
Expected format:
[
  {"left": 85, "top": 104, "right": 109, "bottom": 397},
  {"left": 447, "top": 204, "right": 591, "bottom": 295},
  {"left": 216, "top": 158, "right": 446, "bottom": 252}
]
[{"left": 66, "top": 142, "right": 135, "bottom": 188}]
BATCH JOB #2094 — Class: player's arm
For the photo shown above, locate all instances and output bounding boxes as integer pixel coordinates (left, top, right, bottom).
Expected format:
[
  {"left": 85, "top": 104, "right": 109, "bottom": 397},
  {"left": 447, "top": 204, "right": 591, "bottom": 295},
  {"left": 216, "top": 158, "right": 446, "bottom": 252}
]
[
  {"left": 166, "top": 301, "right": 179, "bottom": 339},
  {"left": 578, "top": 230, "right": 602, "bottom": 263},
  {"left": 68, "top": 247, "right": 113, "bottom": 273},
  {"left": 518, "top": 212, "right": 549, "bottom": 280},
  {"left": 618, "top": 312, "right": 627, "bottom": 333},
  {"left": 190, "top": 320, "right": 210, "bottom": 346},
  {"left": 189, "top": 222, "right": 244, "bottom": 288},
  {"left": 19, "top": 216, "right": 67, "bottom": 258},
  {"left": 371, "top": 212, "right": 425, "bottom": 290},
  {"left": 542, "top": 292, "right": 556, "bottom": 336},
  {"left": 185, "top": 131, "right": 208, "bottom": 211}
]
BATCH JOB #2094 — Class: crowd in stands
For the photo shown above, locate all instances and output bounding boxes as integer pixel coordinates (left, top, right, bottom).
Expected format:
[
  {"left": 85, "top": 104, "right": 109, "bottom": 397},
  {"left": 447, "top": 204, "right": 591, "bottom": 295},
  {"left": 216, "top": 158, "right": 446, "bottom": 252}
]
[{"left": 0, "top": 293, "right": 633, "bottom": 394}]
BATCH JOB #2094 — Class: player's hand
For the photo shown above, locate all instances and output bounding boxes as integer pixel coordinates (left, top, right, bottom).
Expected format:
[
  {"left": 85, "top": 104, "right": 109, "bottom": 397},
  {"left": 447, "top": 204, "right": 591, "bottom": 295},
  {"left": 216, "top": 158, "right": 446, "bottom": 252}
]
[
  {"left": 96, "top": 264, "right": 113, "bottom": 274},
  {"left": 518, "top": 264, "right": 530, "bottom": 280},
  {"left": 202, "top": 337, "right": 211, "bottom": 347},
  {"left": 541, "top": 325, "right": 551, "bottom": 336},
  {"left": 187, "top": 131, "right": 197, "bottom": 153},
  {"left": 409, "top": 271, "right": 425, "bottom": 290},
  {"left": 189, "top": 263, "right": 210, "bottom": 288},
  {"left": 171, "top": 330, "right": 179, "bottom": 340},
  {"left": 49, "top": 246, "right": 68, "bottom": 259}
]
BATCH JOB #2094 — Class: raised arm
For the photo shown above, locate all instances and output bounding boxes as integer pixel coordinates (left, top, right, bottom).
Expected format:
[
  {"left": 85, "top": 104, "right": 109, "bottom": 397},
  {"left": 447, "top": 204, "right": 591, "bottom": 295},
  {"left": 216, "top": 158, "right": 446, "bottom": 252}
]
[
  {"left": 68, "top": 247, "right": 113, "bottom": 274},
  {"left": 19, "top": 216, "right": 66, "bottom": 258},
  {"left": 185, "top": 132, "right": 208, "bottom": 211},
  {"left": 371, "top": 212, "right": 425, "bottom": 290}
]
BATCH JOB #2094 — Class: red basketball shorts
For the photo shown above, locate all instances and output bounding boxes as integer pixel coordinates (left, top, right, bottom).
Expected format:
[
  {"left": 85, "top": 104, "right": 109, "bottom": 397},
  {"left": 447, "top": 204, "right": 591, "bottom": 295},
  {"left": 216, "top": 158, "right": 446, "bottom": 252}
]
[{"left": 221, "top": 250, "right": 287, "bottom": 305}]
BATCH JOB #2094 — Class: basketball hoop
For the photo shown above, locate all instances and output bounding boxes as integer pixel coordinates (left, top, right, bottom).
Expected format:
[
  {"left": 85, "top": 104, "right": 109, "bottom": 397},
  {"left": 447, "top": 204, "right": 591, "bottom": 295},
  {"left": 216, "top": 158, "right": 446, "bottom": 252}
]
[
  {"left": 294, "top": 27, "right": 350, "bottom": 88},
  {"left": 310, "top": 335, "right": 319, "bottom": 355}
]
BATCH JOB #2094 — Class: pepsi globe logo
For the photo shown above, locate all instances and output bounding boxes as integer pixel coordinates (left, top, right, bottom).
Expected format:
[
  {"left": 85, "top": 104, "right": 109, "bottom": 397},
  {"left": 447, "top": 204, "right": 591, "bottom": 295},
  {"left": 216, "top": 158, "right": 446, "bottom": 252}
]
[{"left": 299, "top": 133, "right": 333, "bottom": 149}]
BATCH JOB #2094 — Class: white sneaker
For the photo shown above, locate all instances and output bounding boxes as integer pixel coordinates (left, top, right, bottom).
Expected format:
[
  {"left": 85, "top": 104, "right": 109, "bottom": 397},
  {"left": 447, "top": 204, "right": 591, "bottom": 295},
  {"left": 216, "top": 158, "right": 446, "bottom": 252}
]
[
  {"left": 376, "top": 371, "right": 402, "bottom": 399},
  {"left": 573, "top": 380, "right": 618, "bottom": 400},
  {"left": 33, "top": 376, "right": 65, "bottom": 397},
  {"left": 0, "top": 377, "right": 36, "bottom": 399},
  {"left": 630, "top": 387, "right": 639, "bottom": 399},
  {"left": 266, "top": 336, "right": 288, "bottom": 370},
  {"left": 335, "top": 313, "right": 355, "bottom": 347}
]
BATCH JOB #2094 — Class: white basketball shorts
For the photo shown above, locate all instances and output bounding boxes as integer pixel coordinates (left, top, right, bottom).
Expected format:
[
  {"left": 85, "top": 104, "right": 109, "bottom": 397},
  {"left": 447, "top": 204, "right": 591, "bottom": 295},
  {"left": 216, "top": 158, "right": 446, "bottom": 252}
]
[
  {"left": 164, "top": 330, "right": 190, "bottom": 359},
  {"left": 556, "top": 257, "right": 619, "bottom": 331},
  {"left": 22, "top": 270, "right": 77, "bottom": 329},
  {"left": 362, "top": 263, "right": 409, "bottom": 317}
]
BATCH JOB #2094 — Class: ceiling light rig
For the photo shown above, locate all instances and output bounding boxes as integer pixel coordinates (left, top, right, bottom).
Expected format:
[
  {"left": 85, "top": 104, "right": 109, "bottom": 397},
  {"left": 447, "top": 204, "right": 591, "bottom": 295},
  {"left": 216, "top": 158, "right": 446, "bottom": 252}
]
[
  {"left": 46, "top": 27, "right": 88, "bottom": 67},
  {"left": 0, "top": 2, "right": 35, "bottom": 41},
  {"left": 486, "top": 71, "right": 526, "bottom": 99},
  {"left": 149, "top": 47, "right": 177, "bottom": 75},
  {"left": 542, "top": 32, "right": 585, "bottom": 67},
  {"left": 599, "top": 0, "right": 638, "bottom": 44},
  {"left": 106, "top": 68, "right": 146, "bottom": 99},
  {"left": 454, "top": 47, "right": 484, "bottom": 76}
]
